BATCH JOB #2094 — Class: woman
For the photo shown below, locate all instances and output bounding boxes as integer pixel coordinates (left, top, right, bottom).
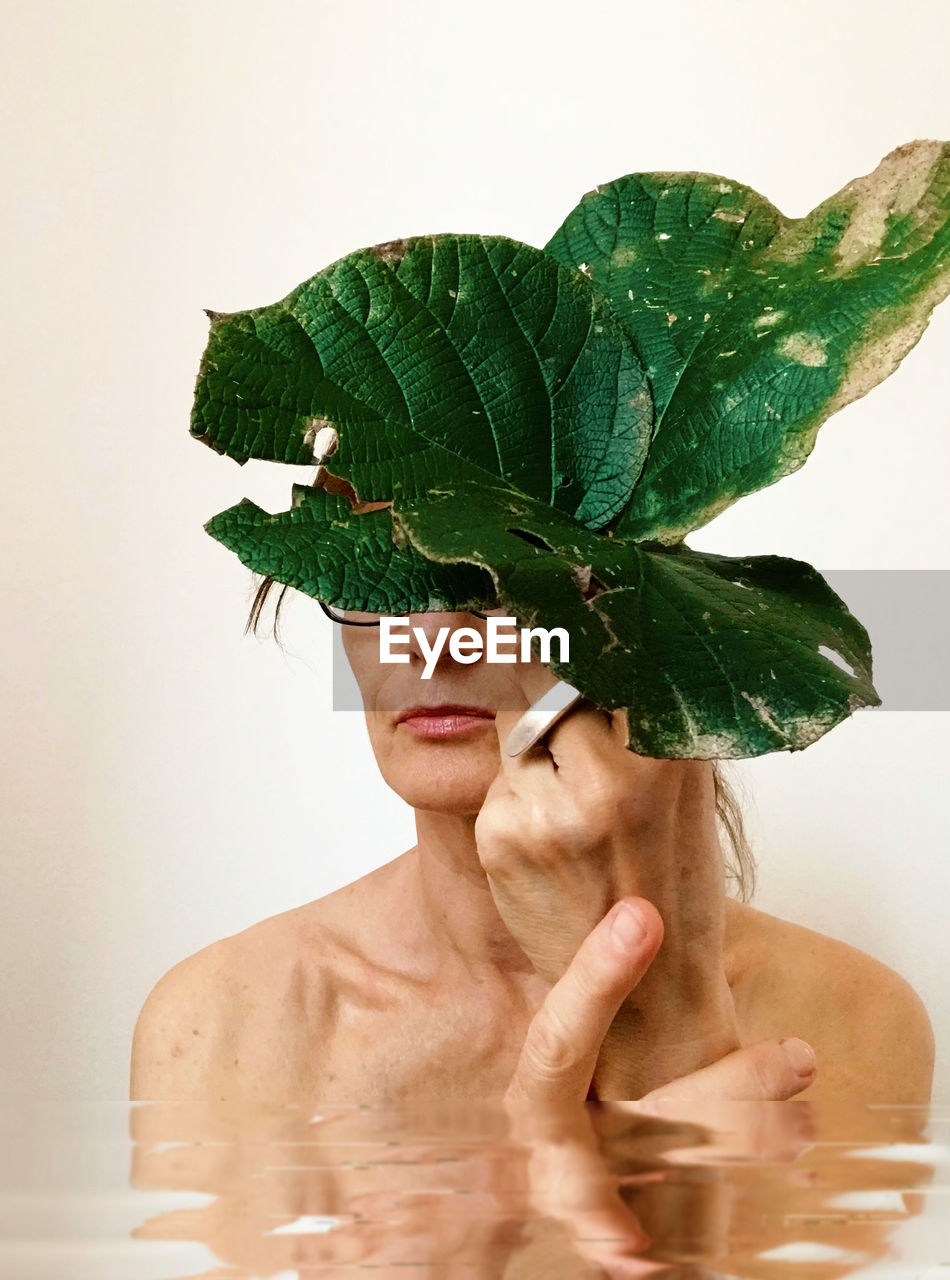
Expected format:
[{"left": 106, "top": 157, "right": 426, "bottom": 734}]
[{"left": 129, "top": 591, "right": 935, "bottom": 1105}]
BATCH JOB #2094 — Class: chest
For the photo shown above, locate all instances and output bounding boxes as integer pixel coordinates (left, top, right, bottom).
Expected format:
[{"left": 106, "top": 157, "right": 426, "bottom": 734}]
[
  {"left": 228, "top": 963, "right": 530, "bottom": 1104},
  {"left": 319, "top": 987, "right": 529, "bottom": 1103},
  {"left": 223, "top": 923, "right": 778, "bottom": 1104}
]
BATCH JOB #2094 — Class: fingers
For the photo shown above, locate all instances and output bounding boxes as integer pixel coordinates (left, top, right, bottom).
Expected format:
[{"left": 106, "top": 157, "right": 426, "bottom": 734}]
[
  {"left": 636, "top": 1035, "right": 818, "bottom": 1104},
  {"left": 504, "top": 897, "right": 664, "bottom": 1110},
  {"left": 544, "top": 701, "right": 629, "bottom": 770},
  {"left": 494, "top": 693, "right": 619, "bottom": 778},
  {"left": 492, "top": 705, "right": 559, "bottom": 777}
]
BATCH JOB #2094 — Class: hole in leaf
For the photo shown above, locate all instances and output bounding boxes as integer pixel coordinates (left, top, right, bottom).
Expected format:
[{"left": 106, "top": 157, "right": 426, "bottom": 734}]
[
  {"left": 583, "top": 573, "right": 609, "bottom": 601},
  {"left": 818, "top": 645, "right": 856, "bottom": 678},
  {"left": 508, "top": 527, "right": 555, "bottom": 552}
]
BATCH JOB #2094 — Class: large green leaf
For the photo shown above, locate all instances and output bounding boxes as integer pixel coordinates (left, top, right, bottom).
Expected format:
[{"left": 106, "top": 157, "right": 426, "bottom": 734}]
[
  {"left": 543, "top": 139, "right": 950, "bottom": 542},
  {"left": 190, "top": 233, "right": 654, "bottom": 530},
  {"left": 192, "top": 140, "right": 950, "bottom": 759}
]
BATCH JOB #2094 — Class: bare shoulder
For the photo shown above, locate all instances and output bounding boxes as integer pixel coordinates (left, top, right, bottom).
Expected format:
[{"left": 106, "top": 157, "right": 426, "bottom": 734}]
[
  {"left": 128, "top": 899, "right": 344, "bottom": 1102},
  {"left": 726, "top": 899, "right": 935, "bottom": 1103},
  {"left": 129, "top": 930, "right": 242, "bottom": 1100}
]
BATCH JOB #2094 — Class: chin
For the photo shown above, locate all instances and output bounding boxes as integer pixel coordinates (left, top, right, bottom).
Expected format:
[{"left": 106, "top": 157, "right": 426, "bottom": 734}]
[{"left": 387, "top": 755, "right": 493, "bottom": 815}]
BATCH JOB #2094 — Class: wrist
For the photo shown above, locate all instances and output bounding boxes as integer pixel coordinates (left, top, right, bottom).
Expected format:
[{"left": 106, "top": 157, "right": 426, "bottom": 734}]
[{"left": 590, "top": 984, "right": 741, "bottom": 1101}]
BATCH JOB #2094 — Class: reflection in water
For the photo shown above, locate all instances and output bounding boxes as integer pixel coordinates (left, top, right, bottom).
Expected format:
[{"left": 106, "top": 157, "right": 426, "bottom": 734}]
[{"left": 0, "top": 1101, "right": 945, "bottom": 1278}]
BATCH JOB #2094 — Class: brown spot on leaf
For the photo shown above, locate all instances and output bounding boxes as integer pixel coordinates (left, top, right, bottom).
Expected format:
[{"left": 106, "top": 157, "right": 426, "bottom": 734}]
[
  {"left": 740, "top": 690, "right": 784, "bottom": 736},
  {"left": 611, "top": 246, "right": 639, "bottom": 267},
  {"left": 778, "top": 332, "right": 828, "bottom": 367},
  {"left": 352, "top": 496, "right": 395, "bottom": 515},
  {"left": 831, "top": 139, "right": 944, "bottom": 273},
  {"left": 311, "top": 467, "right": 393, "bottom": 515},
  {"left": 581, "top": 571, "right": 609, "bottom": 601},
  {"left": 822, "top": 264, "right": 950, "bottom": 418},
  {"left": 369, "top": 237, "right": 409, "bottom": 264},
  {"left": 572, "top": 563, "right": 592, "bottom": 594}
]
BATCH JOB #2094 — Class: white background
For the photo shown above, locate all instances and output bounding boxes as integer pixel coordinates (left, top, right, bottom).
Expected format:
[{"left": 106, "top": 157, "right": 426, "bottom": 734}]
[{"left": 1, "top": 0, "right": 947, "bottom": 1101}]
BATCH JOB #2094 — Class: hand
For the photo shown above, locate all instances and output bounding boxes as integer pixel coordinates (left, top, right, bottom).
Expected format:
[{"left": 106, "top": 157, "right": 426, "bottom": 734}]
[
  {"left": 477, "top": 679, "right": 742, "bottom": 1096},
  {"left": 500, "top": 899, "right": 818, "bottom": 1273},
  {"left": 503, "top": 895, "right": 817, "bottom": 1109}
]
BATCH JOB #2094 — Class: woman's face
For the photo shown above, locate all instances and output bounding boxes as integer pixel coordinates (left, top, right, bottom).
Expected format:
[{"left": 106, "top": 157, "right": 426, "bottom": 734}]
[{"left": 341, "top": 608, "right": 557, "bottom": 815}]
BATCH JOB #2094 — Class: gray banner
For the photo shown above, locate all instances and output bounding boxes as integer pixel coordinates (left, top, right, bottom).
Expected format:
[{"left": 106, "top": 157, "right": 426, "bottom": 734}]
[{"left": 328, "top": 570, "right": 950, "bottom": 712}]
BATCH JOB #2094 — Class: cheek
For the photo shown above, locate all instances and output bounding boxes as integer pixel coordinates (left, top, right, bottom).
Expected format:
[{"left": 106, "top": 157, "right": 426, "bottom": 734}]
[{"left": 342, "top": 630, "right": 385, "bottom": 694}]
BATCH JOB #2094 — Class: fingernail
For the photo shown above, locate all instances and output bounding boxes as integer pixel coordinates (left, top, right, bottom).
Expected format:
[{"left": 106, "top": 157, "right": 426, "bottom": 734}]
[
  {"left": 610, "top": 900, "right": 647, "bottom": 951},
  {"left": 780, "top": 1037, "right": 816, "bottom": 1076}
]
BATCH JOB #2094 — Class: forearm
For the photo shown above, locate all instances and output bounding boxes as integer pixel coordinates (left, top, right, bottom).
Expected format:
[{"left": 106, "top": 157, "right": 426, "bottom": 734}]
[{"left": 590, "top": 977, "right": 741, "bottom": 1101}]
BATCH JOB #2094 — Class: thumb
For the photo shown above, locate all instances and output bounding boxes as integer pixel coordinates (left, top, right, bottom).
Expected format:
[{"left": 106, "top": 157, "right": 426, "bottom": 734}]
[
  {"left": 636, "top": 1036, "right": 818, "bottom": 1104},
  {"left": 505, "top": 897, "right": 665, "bottom": 1110}
]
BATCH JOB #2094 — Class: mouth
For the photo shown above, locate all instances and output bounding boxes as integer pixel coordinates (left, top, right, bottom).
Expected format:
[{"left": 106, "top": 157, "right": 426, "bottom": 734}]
[{"left": 395, "top": 703, "right": 496, "bottom": 740}]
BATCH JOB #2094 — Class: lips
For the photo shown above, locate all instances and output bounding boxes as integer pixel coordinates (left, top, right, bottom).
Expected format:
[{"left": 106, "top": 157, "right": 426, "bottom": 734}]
[{"left": 396, "top": 703, "right": 495, "bottom": 723}]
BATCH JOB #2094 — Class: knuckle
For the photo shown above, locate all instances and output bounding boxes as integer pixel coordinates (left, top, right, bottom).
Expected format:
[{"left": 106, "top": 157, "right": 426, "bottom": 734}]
[
  {"left": 474, "top": 815, "right": 513, "bottom": 871},
  {"left": 473, "top": 841, "right": 502, "bottom": 875},
  {"left": 587, "top": 776, "right": 626, "bottom": 818},
  {"left": 520, "top": 1004, "right": 584, "bottom": 1081},
  {"left": 543, "top": 799, "right": 589, "bottom": 848},
  {"left": 473, "top": 810, "right": 497, "bottom": 849}
]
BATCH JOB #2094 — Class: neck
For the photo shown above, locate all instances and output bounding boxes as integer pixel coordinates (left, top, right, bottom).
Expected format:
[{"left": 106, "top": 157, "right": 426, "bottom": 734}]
[{"left": 403, "top": 809, "right": 538, "bottom": 979}]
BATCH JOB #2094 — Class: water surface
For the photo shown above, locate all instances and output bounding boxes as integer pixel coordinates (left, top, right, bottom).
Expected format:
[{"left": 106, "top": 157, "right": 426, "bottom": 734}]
[{"left": 1, "top": 1100, "right": 947, "bottom": 1278}]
